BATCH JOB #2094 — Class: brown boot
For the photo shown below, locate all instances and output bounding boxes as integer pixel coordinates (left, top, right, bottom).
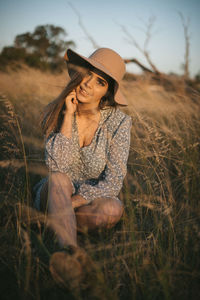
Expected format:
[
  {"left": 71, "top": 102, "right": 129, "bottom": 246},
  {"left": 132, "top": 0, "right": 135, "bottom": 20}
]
[{"left": 49, "top": 246, "right": 94, "bottom": 289}]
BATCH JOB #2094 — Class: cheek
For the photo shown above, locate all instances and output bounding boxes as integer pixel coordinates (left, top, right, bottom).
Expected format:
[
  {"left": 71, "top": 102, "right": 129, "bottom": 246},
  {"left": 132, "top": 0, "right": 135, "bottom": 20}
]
[{"left": 98, "top": 86, "right": 108, "bottom": 98}]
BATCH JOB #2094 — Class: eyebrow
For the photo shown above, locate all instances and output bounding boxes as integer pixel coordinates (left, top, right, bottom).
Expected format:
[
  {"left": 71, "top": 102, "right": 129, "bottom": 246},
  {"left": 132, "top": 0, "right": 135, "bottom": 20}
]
[
  {"left": 90, "top": 68, "right": 108, "bottom": 85},
  {"left": 96, "top": 74, "right": 108, "bottom": 85}
]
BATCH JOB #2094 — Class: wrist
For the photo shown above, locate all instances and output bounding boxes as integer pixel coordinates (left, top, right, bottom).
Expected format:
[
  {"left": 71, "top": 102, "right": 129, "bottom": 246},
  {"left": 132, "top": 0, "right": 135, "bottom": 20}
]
[
  {"left": 60, "top": 112, "right": 74, "bottom": 137},
  {"left": 63, "top": 110, "right": 74, "bottom": 117}
]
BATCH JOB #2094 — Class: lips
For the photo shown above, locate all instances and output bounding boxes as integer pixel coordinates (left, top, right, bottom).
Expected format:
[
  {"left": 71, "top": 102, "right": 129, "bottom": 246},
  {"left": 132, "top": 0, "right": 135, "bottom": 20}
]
[{"left": 79, "top": 86, "right": 90, "bottom": 96}]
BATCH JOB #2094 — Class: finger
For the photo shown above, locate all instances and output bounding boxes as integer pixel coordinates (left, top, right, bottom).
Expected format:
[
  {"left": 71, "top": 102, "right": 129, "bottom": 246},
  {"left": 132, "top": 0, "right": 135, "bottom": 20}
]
[
  {"left": 70, "top": 91, "right": 76, "bottom": 98},
  {"left": 69, "top": 90, "right": 76, "bottom": 95},
  {"left": 72, "top": 98, "right": 78, "bottom": 105},
  {"left": 65, "top": 93, "right": 75, "bottom": 102},
  {"left": 74, "top": 99, "right": 78, "bottom": 105},
  {"left": 68, "top": 93, "right": 76, "bottom": 99},
  {"left": 70, "top": 89, "right": 76, "bottom": 95}
]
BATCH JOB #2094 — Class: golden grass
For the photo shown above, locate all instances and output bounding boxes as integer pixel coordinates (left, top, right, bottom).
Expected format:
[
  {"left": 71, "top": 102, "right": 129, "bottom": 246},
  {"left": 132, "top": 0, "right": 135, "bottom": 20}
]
[
  {"left": 0, "top": 64, "right": 69, "bottom": 102},
  {"left": 0, "top": 67, "right": 200, "bottom": 300}
]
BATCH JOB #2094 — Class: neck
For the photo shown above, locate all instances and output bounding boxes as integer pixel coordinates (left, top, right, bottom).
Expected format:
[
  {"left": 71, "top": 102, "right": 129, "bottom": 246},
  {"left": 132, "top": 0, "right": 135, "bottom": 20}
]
[{"left": 76, "top": 103, "right": 100, "bottom": 117}]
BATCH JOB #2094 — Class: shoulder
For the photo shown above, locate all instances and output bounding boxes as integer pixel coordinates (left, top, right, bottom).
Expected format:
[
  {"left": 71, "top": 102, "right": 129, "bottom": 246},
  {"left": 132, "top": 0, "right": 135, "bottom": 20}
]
[
  {"left": 114, "top": 107, "right": 132, "bottom": 123},
  {"left": 102, "top": 107, "right": 132, "bottom": 136},
  {"left": 107, "top": 107, "right": 132, "bottom": 127}
]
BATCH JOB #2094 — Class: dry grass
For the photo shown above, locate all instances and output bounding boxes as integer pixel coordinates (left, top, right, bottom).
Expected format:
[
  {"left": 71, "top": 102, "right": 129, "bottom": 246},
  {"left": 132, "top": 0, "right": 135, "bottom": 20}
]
[
  {"left": 0, "top": 66, "right": 200, "bottom": 300},
  {"left": 0, "top": 64, "right": 69, "bottom": 102}
]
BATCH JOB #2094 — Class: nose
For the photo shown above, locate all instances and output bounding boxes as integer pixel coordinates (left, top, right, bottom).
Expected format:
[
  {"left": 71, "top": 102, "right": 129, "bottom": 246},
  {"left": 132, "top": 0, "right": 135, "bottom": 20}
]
[{"left": 83, "top": 73, "right": 94, "bottom": 88}]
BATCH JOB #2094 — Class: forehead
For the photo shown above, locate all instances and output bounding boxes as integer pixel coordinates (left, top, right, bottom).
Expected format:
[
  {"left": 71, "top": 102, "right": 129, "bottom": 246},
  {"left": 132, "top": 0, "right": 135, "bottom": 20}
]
[{"left": 89, "top": 66, "right": 110, "bottom": 84}]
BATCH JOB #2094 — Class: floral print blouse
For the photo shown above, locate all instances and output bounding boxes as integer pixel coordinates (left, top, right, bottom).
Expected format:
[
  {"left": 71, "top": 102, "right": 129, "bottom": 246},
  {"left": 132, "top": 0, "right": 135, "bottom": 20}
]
[{"left": 34, "top": 106, "right": 132, "bottom": 209}]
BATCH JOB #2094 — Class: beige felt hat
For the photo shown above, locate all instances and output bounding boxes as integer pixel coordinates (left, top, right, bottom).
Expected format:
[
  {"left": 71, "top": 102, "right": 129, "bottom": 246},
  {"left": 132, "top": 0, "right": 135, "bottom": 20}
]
[{"left": 64, "top": 48, "right": 128, "bottom": 106}]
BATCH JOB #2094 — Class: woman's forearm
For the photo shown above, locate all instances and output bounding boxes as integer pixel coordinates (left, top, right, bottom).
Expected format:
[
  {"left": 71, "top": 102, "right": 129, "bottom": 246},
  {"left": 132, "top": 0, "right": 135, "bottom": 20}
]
[{"left": 60, "top": 112, "right": 74, "bottom": 138}]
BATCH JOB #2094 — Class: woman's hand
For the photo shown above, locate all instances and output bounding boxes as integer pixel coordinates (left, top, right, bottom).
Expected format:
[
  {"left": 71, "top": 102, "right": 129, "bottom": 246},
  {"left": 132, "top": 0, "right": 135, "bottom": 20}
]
[
  {"left": 64, "top": 89, "right": 78, "bottom": 115},
  {"left": 71, "top": 194, "right": 88, "bottom": 209},
  {"left": 60, "top": 89, "right": 78, "bottom": 137}
]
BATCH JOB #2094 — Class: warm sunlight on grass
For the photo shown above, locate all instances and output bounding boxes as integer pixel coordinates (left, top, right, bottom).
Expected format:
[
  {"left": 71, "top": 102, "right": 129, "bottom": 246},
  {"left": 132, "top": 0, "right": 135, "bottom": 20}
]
[{"left": 0, "top": 66, "right": 200, "bottom": 300}]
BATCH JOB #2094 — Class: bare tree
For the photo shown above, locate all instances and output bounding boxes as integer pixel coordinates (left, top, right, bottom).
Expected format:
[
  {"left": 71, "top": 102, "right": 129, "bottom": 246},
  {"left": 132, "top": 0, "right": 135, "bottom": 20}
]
[
  {"left": 118, "top": 16, "right": 161, "bottom": 75},
  {"left": 124, "top": 58, "right": 154, "bottom": 74},
  {"left": 178, "top": 12, "right": 190, "bottom": 78},
  {"left": 68, "top": 2, "right": 100, "bottom": 49},
  {"left": 68, "top": 5, "right": 160, "bottom": 76}
]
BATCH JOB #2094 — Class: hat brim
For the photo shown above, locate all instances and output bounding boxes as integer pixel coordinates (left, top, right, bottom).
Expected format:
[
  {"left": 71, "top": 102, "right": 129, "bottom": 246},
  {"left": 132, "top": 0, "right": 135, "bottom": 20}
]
[
  {"left": 64, "top": 49, "right": 128, "bottom": 106},
  {"left": 115, "top": 88, "right": 128, "bottom": 106}
]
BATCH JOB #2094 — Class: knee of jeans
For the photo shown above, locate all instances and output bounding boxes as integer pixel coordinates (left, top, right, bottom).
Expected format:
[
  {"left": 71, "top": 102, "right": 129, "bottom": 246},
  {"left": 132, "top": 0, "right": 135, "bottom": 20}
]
[
  {"left": 50, "top": 172, "right": 69, "bottom": 182},
  {"left": 93, "top": 199, "right": 123, "bottom": 228},
  {"left": 50, "top": 172, "right": 73, "bottom": 191},
  {"left": 102, "top": 199, "right": 124, "bottom": 218}
]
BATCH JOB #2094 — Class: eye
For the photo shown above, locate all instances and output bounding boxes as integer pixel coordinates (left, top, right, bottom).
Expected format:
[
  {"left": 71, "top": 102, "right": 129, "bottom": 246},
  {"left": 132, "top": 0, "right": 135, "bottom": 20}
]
[
  {"left": 87, "top": 70, "right": 92, "bottom": 77},
  {"left": 97, "top": 78, "right": 106, "bottom": 86}
]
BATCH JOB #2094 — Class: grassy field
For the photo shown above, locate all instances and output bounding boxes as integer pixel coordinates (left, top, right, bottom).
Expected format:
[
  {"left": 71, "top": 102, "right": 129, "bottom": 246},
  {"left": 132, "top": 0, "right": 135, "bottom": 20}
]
[{"left": 0, "top": 66, "right": 200, "bottom": 300}]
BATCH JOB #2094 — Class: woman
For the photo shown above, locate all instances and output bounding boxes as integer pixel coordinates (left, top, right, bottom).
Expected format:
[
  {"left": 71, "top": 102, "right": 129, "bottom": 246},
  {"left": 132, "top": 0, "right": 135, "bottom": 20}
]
[{"left": 35, "top": 47, "right": 132, "bottom": 285}]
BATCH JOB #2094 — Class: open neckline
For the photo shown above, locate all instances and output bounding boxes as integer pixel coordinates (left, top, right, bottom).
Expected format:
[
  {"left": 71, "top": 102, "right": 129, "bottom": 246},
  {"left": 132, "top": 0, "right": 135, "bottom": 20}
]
[{"left": 74, "top": 110, "right": 103, "bottom": 149}]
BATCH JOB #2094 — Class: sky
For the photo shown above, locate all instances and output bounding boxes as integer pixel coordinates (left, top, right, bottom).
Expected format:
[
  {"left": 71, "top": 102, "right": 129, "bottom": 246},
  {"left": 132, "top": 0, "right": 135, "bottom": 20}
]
[{"left": 0, "top": 0, "right": 199, "bottom": 77}]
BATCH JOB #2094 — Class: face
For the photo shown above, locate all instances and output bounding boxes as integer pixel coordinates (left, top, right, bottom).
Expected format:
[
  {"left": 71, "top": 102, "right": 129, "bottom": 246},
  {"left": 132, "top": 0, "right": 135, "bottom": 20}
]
[{"left": 75, "top": 69, "right": 109, "bottom": 105}]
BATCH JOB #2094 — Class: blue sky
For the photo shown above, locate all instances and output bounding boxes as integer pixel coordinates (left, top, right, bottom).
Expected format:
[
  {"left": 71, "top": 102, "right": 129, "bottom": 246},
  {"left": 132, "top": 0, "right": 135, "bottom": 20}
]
[{"left": 0, "top": 0, "right": 199, "bottom": 77}]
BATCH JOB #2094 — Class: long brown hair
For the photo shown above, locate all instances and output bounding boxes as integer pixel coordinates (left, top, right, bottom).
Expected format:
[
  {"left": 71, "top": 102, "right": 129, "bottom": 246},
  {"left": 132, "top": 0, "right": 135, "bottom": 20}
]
[{"left": 41, "top": 69, "right": 118, "bottom": 138}]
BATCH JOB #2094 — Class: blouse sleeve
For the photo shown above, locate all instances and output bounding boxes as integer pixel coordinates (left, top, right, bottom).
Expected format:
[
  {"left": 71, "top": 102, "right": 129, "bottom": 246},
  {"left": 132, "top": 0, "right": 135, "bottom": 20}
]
[
  {"left": 77, "top": 115, "right": 132, "bottom": 203},
  {"left": 45, "top": 132, "right": 73, "bottom": 173}
]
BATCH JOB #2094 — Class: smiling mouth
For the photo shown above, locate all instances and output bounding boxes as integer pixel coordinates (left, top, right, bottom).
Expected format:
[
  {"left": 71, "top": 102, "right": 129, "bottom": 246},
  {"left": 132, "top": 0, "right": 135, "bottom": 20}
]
[{"left": 80, "top": 86, "right": 90, "bottom": 96}]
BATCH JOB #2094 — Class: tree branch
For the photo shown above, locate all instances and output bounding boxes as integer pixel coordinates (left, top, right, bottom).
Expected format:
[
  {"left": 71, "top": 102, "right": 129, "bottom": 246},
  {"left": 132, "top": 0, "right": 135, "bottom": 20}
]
[
  {"left": 68, "top": 2, "right": 100, "bottom": 49},
  {"left": 178, "top": 11, "right": 190, "bottom": 78},
  {"left": 118, "top": 17, "right": 161, "bottom": 75},
  {"left": 124, "top": 58, "right": 154, "bottom": 74}
]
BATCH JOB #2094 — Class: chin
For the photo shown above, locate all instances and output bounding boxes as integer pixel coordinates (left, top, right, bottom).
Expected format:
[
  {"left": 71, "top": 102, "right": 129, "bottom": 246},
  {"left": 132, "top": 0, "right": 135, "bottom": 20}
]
[
  {"left": 77, "top": 95, "right": 89, "bottom": 103},
  {"left": 77, "top": 92, "right": 90, "bottom": 103}
]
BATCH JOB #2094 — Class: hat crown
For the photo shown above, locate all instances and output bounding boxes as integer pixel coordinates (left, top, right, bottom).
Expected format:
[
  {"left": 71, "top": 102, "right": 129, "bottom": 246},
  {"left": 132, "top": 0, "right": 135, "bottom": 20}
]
[{"left": 89, "top": 48, "right": 126, "bottom": 81}]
